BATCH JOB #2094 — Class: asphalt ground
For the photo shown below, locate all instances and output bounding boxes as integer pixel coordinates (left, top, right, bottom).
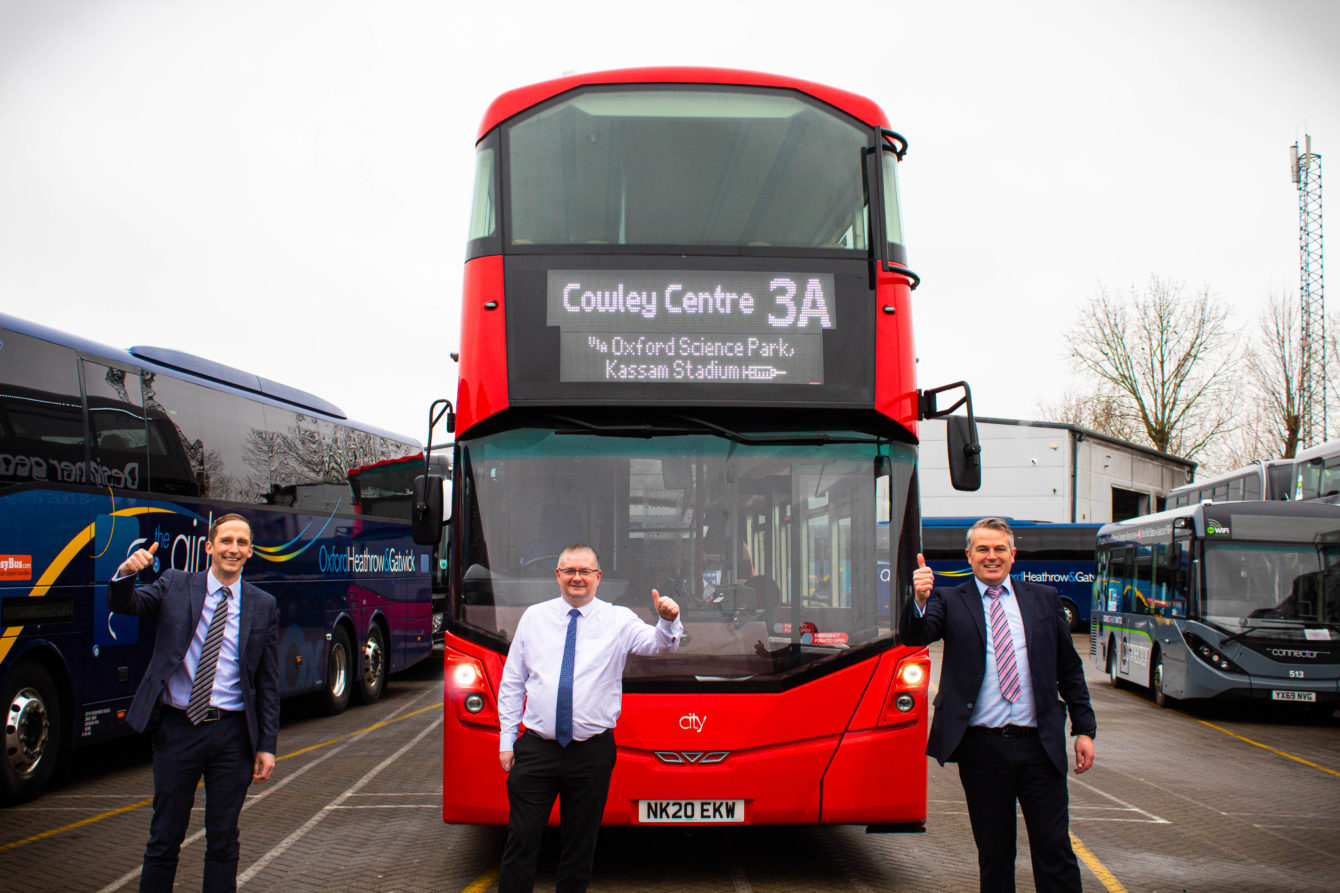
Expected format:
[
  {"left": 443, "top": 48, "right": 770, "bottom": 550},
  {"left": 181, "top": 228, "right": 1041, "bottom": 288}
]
[{"left": 2, "top": 639, "right": 1337, "bottom": 892}]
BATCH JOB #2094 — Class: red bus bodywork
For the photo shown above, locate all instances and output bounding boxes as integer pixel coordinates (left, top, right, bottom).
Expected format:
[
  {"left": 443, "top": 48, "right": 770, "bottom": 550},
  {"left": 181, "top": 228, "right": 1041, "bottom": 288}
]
[{"left": 444, "top": 67, "right": 929, "bottom": 830}]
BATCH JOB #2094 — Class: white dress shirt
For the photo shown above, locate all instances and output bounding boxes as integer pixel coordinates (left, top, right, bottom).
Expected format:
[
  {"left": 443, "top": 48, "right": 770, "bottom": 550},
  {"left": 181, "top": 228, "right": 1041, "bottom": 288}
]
[{"left": 498, "top": 596, "right": 683, "bottom": 750}]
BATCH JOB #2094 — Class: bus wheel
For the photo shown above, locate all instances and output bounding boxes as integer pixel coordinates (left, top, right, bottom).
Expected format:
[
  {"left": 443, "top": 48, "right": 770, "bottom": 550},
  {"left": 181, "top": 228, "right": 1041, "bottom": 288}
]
[
  {"left": 322, "top": 627, "right": 352, "bottom": 715},
  {"left": 1060, "top": 601, "right": 1079, "bottom": 633},
  {"left": 354, "top": 624, "right": 387, "bottom": 705},
  {"left": 1105, "top": 640, "right": 1122, "bottom": 689},
  {"left": 1151, "top": 650, "right": 1172, "bottom": 708},
  {"left": 1, "top": 662, "right": 63, "bottom": 805}
]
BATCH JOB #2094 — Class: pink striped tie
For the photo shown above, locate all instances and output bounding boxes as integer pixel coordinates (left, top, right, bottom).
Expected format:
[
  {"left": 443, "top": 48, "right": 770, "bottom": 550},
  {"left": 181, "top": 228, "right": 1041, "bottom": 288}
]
[{"left": 986, "top": 585, "right": 1020, "bottom": 703}]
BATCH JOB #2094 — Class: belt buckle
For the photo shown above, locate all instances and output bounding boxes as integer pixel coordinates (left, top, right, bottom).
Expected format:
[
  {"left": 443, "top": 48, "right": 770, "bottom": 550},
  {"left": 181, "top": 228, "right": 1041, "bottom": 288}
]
[
  {"left": 200, "top": 707, "right": 221, "bottom": 723},
  {"left": 1001, "top": 724, "right": 1026, "bottom": 738}
]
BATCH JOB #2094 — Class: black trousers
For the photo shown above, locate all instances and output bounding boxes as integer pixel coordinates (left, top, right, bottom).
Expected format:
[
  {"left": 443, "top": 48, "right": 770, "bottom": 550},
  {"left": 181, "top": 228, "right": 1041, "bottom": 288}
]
[
  {"left": 499, "top": 729, "right": 616, "bottom": 893},
  {"left": 954, "top": 727, "right": 1082, "bottom": 893},
  {"left": 141, "top": 708, "right": 254, "bottom": 893}
]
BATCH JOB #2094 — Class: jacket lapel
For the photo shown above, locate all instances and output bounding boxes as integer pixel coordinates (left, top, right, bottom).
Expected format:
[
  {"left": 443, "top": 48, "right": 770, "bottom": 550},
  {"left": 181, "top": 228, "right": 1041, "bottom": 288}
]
[
  {"left": 958, "top": 580, "right": 988, "bottom": 647},
  {"left": 1014, "top": 579, "right": 1035, "bottom": 646},
  {"left": 237, "top": 582, "right": 252, "bottom": 665},
  {"left": 188, "top": 573, "right": 209, "bottom": 633}
]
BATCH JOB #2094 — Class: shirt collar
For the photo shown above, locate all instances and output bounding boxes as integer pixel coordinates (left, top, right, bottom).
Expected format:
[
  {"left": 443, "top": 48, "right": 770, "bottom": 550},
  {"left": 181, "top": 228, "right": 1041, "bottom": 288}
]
[
  {"left": 558, "top": 596, "right": 599, "bottom": 618},
  {"left": 206, "top": 570, "right": 239, "bottom": 599},
  {"left": 973, "top": 577, "right": 1013, "bottom": 598}
]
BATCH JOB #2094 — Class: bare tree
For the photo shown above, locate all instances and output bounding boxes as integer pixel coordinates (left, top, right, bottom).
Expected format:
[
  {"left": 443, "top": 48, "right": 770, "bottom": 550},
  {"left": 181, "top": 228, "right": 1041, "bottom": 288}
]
[
  {"left": 1245, "top": 292, "right": 1305, "bottom": 459},
  {"left": 1064, "top": 277, "right": 1236, "bottom": 459},
  {"left": 1035, "top": 388, "right": 1136, "bottom": 442}
]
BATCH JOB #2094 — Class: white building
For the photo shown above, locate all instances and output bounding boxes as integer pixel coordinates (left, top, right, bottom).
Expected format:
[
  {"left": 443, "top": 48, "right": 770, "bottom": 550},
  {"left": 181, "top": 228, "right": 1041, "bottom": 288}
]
[{"left": 918, "top": 417, "right": 1195, "bottom": 523}]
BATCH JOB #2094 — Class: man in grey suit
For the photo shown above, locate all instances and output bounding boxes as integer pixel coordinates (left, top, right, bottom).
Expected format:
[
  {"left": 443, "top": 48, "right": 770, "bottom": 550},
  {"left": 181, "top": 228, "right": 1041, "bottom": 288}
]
[{"left": 111, "top": 513, "right": 280, "bottom": 893}]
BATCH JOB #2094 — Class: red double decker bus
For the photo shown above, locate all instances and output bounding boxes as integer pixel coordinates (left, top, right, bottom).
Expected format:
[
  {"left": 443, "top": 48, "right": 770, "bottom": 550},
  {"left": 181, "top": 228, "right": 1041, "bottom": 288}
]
[{"left": 415, "top": 67, "right": 980, "bottom": 830}]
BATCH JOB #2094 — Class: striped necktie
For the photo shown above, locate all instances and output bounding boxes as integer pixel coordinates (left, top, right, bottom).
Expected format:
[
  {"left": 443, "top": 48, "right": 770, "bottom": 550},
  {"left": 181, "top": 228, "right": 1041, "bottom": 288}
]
[
  {"left": 985, "top": 585, "right": 1021, "bottom": 703},
  {"left": 186, "top": 587, "right": 230, "bottom": 724}
]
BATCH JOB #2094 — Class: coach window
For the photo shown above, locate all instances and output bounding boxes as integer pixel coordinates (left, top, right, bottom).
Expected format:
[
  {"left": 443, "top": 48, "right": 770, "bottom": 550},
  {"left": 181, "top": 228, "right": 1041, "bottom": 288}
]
[
  {"left": 83, "top": 360, "right": 148, "bottom": 492},
  {"left": 263, "top": 407, "right": 340, "bottom": 513},
  {"left": 1165, "top": 539, "right": 1190, "bottom": 616},
  {"left": 465, "top": 137, "right": 500, "bottom": 260},
  {"left": 1131, "top": 544, "right": 1156, "bottom": 614},
  {"left": 1105, "top": 548, "right": 1127, "bottom": 612},
  {"left": 1094, "top": 550, "right": 1113, "bottom": 612},
  {"left": 145, "top": 372, "right": 268, "bottom": 503},
  {"left": 507, "top": 88, "right": 870, "bottom": 250},
  {"left": 0, "top": 332, "right": 86, "bottom": 486},
  {"left": 1243, "top": 475, "right": 1261, "bottom": 500},
  {"left": 1147, "top": 543, "right": 1170, "bottom": 616}
]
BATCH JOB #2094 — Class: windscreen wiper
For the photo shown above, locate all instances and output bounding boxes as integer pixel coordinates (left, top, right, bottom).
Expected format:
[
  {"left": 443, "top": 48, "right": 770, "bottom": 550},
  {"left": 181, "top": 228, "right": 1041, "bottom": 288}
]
[
  {"left": 548, "top": 412, "right": 884, "bottom": 446},
  {"left": 1221, "top": 618, "right": 1310, "bottom": 645},
  {"left": 672, "top": 414, "right": 884, "bottom": 446},
  {"left": 548, "top": 415, "right": 702, "bottom": 438}
]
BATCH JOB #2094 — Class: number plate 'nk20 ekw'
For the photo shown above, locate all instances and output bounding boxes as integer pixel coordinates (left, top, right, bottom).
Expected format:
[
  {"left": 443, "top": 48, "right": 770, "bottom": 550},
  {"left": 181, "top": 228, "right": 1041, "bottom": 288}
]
[{"left": 637, "top": 800, "right": 747, "bottom": 823}]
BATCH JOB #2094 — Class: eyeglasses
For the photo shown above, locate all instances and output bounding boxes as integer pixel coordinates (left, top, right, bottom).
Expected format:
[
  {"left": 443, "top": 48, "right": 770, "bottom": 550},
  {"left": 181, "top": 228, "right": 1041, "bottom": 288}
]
[{"left": 557, "top": 568, "right": 600, "bottom": 579}]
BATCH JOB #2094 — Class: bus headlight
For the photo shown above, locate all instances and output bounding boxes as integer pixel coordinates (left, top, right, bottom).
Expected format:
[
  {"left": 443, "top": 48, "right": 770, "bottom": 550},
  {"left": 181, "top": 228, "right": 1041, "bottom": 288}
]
[
  {"left": 464, "top": 694, "right": 485, "bottom": 714},
  {"left": 895, "top": 693, "right": 916, "bottom": 713},
  {"left": 1181, "top": 632, "right": 1243, "bottom": 674},
  {"left": 900, "top": 663, "right": 925, "bottom": 686},
  {"left": 453, "top": 662, "right": 480, "bottom": 688}
]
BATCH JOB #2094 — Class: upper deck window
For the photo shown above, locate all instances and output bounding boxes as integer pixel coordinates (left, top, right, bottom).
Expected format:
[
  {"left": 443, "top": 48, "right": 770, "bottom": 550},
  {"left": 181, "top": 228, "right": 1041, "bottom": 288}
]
[{"left": 504, "top": 87, "right": 872, "bottom": 251}]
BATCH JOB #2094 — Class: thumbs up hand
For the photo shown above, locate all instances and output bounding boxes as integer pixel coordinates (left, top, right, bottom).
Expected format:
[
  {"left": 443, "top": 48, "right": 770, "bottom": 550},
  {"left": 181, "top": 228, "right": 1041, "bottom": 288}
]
[
  {"left": 652, "top": 588, "right": 680, "bottom": 622},
  {"left": 116, "top": 541, "right": 159, "bottom": 580},
  {"left": 913, "top": 553, "right": 934, "bottom": 607}
]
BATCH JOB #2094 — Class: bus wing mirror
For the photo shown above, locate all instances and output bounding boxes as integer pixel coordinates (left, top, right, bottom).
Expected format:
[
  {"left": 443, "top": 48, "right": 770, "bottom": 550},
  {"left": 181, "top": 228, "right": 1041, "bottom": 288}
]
[
  {"left": 919, "top": 381, "right": 981, "bottom": 492},
  {"left": 946, "top": 415, "right": 982, "bottom": 492},
  {"left": 412, "top": 474, "right": 449, "bottom": 545}
]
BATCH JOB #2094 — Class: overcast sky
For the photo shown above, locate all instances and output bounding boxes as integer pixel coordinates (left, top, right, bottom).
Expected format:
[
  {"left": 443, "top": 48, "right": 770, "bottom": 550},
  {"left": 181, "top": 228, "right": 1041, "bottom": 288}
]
[{"left": 2, "top": 0, "right": 1337, "bottom": 448}]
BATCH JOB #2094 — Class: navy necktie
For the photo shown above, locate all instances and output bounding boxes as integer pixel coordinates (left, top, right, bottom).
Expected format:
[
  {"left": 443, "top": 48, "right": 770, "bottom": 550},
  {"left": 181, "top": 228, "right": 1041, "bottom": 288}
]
[
  {"left": 187, "top": 587, "right": 230, "bottom": 724},
  {"left": 555, "top": 608, "right": 580, "bottom": 746}
]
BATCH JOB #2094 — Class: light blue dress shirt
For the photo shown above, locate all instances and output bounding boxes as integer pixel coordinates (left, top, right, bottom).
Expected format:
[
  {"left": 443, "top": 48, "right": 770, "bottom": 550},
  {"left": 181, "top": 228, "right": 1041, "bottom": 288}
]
[
  {"left": 163, "top": 570, "right": 246, "bottom": 713},
  {"left": 967, "top": 577, "right": 1038, "bottom": 729}
]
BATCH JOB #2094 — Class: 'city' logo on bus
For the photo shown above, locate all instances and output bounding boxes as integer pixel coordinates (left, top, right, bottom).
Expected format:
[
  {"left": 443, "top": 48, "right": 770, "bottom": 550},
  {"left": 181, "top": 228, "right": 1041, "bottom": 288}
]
[
  {"left": 1205, "top": 519, "right": 1231, "bottom": 537},
  {"left": 680, "top": 713, "right": 707, "bottom": 732}
]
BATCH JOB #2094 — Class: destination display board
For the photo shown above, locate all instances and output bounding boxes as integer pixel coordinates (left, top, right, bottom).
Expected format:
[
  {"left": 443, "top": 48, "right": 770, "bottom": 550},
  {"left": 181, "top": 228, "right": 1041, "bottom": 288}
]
[
  {"left": 549, "top": 270, "right": 834, "bottom": 385},
  {"left": 505, "top": 258, "right": 874, "bottom": 407}
]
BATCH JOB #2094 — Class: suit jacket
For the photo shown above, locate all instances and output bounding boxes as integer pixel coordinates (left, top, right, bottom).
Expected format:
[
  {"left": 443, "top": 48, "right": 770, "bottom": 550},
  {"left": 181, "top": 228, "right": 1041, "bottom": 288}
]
[
  {"left": 109, "top": 569, "right": 281, "bottom": 755},
  {"left": 900, "top": 578, "right": 1095, "bottom": 775}
]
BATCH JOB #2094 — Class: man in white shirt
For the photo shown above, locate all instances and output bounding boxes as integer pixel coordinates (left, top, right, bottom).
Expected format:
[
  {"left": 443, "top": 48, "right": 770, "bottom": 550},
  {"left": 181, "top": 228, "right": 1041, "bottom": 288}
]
[{"left": 497, "top": 543, "right": 682, "bottom": 893}]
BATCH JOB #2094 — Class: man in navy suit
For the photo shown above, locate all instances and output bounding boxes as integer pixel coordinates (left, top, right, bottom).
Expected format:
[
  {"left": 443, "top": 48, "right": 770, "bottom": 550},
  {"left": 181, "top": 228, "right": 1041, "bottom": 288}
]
[
  {"left": 901, "top": 517, "right": 1096, "bottom": 892},
  {"left": 111, "top": 513, "right": 280, "bottom": 893}
]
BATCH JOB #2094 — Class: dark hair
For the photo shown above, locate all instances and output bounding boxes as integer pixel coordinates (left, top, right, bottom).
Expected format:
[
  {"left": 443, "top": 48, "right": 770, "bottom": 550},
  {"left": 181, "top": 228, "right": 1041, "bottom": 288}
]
[
  {"left": 966, "top": 517, "right": 1014, "bottom": 549},
  {"left": 559, "top": 543, "right": 600, "bottom": 569},
  {"left": 208, "top": 513, "right": 252, "bottom": 543}
]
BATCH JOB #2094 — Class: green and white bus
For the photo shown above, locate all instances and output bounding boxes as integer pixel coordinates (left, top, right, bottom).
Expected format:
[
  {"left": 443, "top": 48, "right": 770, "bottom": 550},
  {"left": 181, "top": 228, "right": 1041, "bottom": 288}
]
[{"left": 1092, "top": 501, "right": 1340, "bottom": 713}]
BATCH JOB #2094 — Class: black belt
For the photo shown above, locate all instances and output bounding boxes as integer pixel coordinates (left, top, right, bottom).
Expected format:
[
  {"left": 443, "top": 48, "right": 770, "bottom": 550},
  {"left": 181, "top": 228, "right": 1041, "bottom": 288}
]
[
  {"left": 970, "top": 723, "right": 1036, "bottom": 738},
  {"left": 164, "top": 705, "right": 237, "bottom": 723},
  {"left": 523, "top": 728, "right": 612, "bottom": 745}
]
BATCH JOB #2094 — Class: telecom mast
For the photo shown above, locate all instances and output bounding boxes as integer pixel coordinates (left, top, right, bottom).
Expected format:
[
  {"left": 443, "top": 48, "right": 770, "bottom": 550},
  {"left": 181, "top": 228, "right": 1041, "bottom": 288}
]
[{"left": 1292, "top": 136, "right": 1325, "bottom": 446}]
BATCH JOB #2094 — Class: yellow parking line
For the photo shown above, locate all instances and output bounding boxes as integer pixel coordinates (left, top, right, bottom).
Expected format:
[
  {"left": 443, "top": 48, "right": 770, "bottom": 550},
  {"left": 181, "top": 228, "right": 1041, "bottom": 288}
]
[
  {"left": 0, "top": 798, "right": 152, "bottom": 852},
  {"left": 1190, "top": 716, "right": 1340, "bottom": 778},
  {"left": 0, "top": 701, "right": 443, "bottom": 852},
  {"left": 1112, "top": 687, "right": 1340, "bottom": 778},
  {"left": 1071, "top": 832, "right": 1128, "bottom": 892},
  {"left": 278, "top": 702, "right": 442, "bottom": 761},
  {"left": 461, "top": 867, "right": 500, "bottom": 893}
]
